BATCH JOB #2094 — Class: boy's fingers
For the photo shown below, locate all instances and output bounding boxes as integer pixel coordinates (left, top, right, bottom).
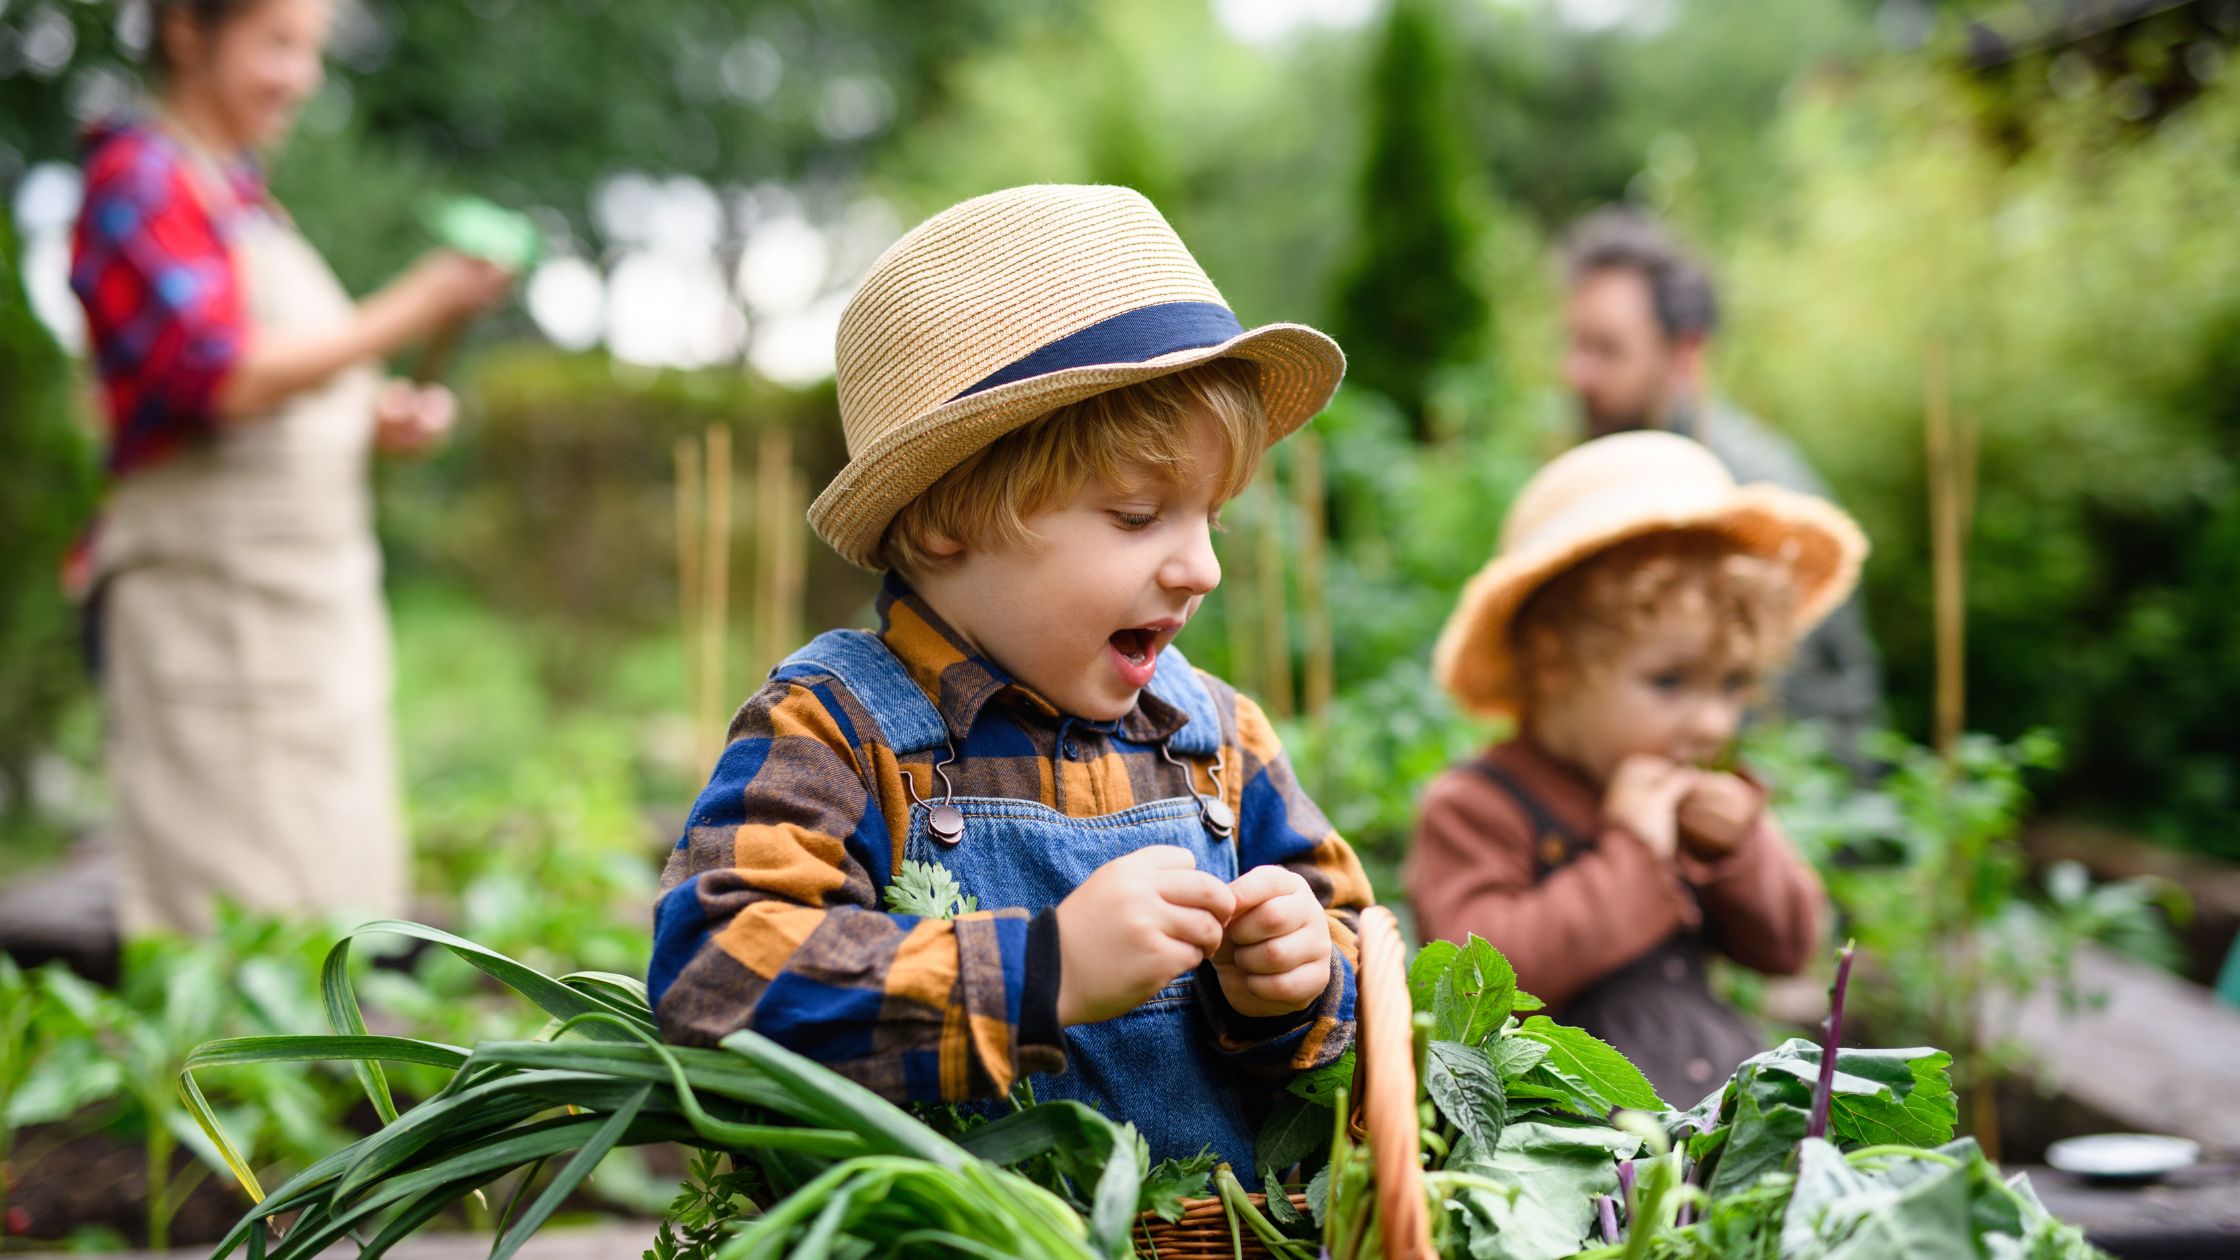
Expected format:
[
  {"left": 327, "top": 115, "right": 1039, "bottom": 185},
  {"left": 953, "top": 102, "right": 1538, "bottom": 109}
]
[
  {"left": 1156, "top": 869, "right": 1237, "bottom": 924},
  {"left": 1223, "top": 892, "right": 1314, "bottom": 947},
  {"left": 1241, "top": 962, "right": 1328, "bottom": 1008},
  {"left": 1227, "top": 864, "right": 1305, "bottom": 913},
  {"left": 1233, "top": 926, "right": 1326, "bottom": 975},
  {"left": 1161, "top": 905, "right": 1227, "bottom": 958},
  {"left": 1132, "top": 845, "right": 1201, "bottom": 871}
]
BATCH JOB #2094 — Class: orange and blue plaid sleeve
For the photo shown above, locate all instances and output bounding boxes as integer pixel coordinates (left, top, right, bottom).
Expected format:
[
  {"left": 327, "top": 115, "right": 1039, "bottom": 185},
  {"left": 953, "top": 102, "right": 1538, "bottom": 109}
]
[
  {"left": 1196, "top": 676, "right": 1370, "bottom": 1075},
  {"left": 649, "top": 675, "right": 1062, "bottom": 1100}
]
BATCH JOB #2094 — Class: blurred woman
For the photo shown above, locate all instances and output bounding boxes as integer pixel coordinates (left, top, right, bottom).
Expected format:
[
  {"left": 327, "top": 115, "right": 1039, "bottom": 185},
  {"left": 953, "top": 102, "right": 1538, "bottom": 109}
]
[{"left": 70, "top": 0, "right": 510, "bottom": 935}]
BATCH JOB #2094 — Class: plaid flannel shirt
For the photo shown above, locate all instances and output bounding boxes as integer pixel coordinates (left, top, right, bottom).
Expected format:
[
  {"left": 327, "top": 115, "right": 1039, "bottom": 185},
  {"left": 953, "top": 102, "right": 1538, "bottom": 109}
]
[
  {"left": 70, "top": 120, "right": 263, "bottom": 476},
  {"left": 651, "top": 578, "right": 1369, "bottom": 1101}
]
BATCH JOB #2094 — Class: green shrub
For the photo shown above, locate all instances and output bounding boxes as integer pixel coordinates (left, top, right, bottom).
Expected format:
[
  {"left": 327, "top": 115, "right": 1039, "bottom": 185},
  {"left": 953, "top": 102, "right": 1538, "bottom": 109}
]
[
  {"left": 0, "top": 210, "right": 100, "bottom": 837},
  {"left": 1707, "top": 63, "right": 2240, "bottom": 852}
]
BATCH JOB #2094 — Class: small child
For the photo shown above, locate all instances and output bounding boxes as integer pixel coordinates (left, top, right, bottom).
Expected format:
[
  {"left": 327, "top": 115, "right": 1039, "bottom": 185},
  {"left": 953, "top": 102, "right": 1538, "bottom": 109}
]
[
  {"left": 1407, "top": 430, "right": 1862, "bottom": 1102},
  {"left": 650, "top": 185, "right": 1371, "bottom": 1170}
]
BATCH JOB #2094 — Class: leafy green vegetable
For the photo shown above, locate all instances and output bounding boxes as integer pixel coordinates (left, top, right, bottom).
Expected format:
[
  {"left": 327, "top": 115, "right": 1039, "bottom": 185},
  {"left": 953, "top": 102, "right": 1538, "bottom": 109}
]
[
  {"left": 884, "top": 859, "right": 979, "bottom": 920},
  {"left": 1139, "top": 1149, "right": 1219, "bottom": 1223},
  {"left": 1444, "top": 1121, "right": 1640, "bottom": 1260},
  {"left": 180, "top": 921, "right": 2099, "bottom": 1260},
  {"left": 1286, "top": 1045, "right": 1355, "bottom": 1105},
  {"left": 1513, "top": 1018, "right": 1665, "bottom": 1115},
  {"left": 1432, "top": 937, "right": 1519, "bottom": 1046},
  {"left": 1424, "top": 1039, "right": 1507, "bottom": 1154},
  {"left": 1257, "top": 1093, "right": 1332, "bottom": 1177}
]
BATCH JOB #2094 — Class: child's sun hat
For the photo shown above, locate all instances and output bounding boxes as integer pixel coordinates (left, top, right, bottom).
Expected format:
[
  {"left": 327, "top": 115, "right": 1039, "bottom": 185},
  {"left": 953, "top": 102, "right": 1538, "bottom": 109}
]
[
  {"left": 1433, "top": 429, "right": 1869, "bottom": 718},
  {"left": 808, "top": 184, "right": 1347, "bottom": 569}
]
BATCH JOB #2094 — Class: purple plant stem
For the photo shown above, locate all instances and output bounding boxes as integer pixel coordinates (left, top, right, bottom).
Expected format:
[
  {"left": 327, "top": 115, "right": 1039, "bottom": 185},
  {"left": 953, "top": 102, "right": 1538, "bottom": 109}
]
[
  {"left": 1598, "top": 1194, "right": 1621, "bottom": 1245},
  {"left": 1807, "top": 940, "right": 1857, "bottom": 1141},
  {"left": 1617, "top": 1159, "right": 1637, "bottom": 1214}
]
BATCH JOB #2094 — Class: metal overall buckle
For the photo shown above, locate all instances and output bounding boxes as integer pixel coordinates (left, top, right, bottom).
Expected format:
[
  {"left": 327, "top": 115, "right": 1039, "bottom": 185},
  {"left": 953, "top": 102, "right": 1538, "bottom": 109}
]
[
  {"left": 902, "top": 741, "right": 966, "bottom": 845},
  {"left": 1160, "top": 740, "right": 1236, "bottom": 840}
]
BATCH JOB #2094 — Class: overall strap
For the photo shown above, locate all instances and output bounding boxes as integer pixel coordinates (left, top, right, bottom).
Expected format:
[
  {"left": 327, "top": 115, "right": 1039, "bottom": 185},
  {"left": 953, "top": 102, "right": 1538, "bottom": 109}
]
[
  {"left": 775, "top": 629, "right": 951, "bottom": 758},
  {"left": 1460, "top": 757, "right": 1588, "bottom": 879},
  {"left": 1144, "top": 643, "right": 1223, "bottom": 758}
]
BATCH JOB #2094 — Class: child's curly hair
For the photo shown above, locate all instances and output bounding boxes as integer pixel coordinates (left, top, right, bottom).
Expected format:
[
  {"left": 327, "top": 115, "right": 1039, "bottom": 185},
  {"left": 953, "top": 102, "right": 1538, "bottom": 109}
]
[{"left": 1509, "top": 529, "right": 1800, "bottom": 702}]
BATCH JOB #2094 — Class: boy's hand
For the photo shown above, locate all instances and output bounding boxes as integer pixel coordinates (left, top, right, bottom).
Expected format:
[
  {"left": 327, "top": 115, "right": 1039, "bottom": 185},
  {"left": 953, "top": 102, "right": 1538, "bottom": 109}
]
[
  {"left": 1055, "top": 846, "right": 1236, "bottom": 1027},
  {"left": 1210, "top": 865, "right": 1331, "bottom": 1020},
  {"left": 1677, "top": 771, "right": 1761, "bottom": 859},
  {"left": 1603, "top": 754, "right": 1697, "bottom": 861}
]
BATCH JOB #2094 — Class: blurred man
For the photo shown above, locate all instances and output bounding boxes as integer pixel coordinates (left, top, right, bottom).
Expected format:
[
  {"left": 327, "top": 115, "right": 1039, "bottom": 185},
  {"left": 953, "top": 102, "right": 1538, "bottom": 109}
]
[{"left": 1560, "top": 209, "right": 1883, "bottom": 763}]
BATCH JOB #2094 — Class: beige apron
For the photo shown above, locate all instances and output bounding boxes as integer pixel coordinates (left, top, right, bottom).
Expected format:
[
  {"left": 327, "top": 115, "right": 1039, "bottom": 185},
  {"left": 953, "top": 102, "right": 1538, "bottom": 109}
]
[{"left": 96, "top": 152, "right": 405, "bottom": 937}]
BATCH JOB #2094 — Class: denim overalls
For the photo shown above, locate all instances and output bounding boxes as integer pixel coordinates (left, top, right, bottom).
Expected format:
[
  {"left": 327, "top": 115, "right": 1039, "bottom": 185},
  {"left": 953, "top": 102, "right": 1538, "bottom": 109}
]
[{"left": 783, "top": 629, "right": 1258, "bottom": 1169}]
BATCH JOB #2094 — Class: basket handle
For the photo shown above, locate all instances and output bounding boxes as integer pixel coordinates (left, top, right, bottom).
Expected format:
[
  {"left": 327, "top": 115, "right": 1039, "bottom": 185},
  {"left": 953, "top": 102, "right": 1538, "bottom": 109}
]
[{"left": 1356, "top": 905, "right": 1432, "bottom": 1259}]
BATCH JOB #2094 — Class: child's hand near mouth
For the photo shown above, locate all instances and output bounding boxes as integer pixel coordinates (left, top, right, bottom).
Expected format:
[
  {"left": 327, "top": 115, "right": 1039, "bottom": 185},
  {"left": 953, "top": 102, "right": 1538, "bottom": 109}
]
[
  {"left": 1602, "top": 753, "right": 1699, "bottom": 860},
  {"left": 1677, "top": 771, "right": 1762, "bottom": 859},
  {"left": 1055, "top": 846, "right": 1237, "bottom": 1026},
  {"left": 1210, "top": 865, "right": 1332, "bottom": 1019}
]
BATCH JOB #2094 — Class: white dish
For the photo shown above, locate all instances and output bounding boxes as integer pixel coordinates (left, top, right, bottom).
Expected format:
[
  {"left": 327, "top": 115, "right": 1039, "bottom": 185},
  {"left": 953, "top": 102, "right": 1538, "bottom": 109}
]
[{"left": 2045, "top": 1133, "right": 2201, "bottom": 1183}]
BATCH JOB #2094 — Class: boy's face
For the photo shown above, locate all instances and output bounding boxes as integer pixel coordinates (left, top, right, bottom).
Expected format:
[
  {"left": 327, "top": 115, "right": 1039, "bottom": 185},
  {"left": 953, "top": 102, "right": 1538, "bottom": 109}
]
[
  {"left": 910, "top": 407, "right": 1232, "bottom": 722},
  {"left": 1531, "top": 604, "right": 1753, "bottom": 784}
]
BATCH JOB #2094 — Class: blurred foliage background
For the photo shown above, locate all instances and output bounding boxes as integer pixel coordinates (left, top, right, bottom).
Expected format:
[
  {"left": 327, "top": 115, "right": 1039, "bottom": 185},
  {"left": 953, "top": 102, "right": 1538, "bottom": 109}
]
[{"left": 3, "top": 0, "right": 2238, "bottom": 921}]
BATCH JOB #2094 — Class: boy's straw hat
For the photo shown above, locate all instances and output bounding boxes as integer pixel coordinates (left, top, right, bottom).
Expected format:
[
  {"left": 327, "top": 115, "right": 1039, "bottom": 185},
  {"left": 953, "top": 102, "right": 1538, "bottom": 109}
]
[
  {"left": 809, "top": 184, "right": 1346, "bottom": 569},
  {"left": 1433, "top": 430, "right": 1868, "bottom": 718}
]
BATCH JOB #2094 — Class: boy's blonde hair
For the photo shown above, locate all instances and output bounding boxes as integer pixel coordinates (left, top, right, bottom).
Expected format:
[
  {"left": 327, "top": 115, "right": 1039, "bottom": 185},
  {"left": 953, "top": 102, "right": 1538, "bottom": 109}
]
[
  {"left": 879, "top": 360, "right": 1267, "bottom": 574},
  {"left": 1509, "top": 529, "right": 1798, "bottom": 704}
]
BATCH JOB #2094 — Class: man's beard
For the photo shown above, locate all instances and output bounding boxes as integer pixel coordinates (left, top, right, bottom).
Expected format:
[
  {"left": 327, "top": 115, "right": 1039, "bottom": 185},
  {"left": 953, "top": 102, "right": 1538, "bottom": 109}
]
[
  {"left": 1581, "top": 391, "right": 1696, "bottom": 439},
  {"left": 1580, "top": 396, "right": 1656, "bottom": 437}
]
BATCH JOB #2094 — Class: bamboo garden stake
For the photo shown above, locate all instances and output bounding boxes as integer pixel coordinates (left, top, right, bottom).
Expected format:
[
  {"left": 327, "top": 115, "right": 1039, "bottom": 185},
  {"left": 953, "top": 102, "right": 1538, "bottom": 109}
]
[
  {"left": 675, "top": 437, "right": 706, "bottom": 775},
  {"left": 1257, "top": 467, "right": 1295, "bottom": 721},
  {"left": 1925, "top": 345, "right": 1968, "bottom": 761},
  {"left": 1924, "top": 344, "right": 1998, "bottom": 1161},
  {"left": 754, "top": 426, "right": 805, "bottom": 679},
  {"left": 698, "top": 427, "right": 733, "bottom": 778},
  {"left": 1293, "top": 429, "right": 1334, "bottom": 778}
]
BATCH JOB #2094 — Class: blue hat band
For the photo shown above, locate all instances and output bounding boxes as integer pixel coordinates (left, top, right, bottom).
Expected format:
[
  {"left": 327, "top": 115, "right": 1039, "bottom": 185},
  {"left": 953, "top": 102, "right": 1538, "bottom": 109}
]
[{"left": 949, "top": 301, "right": 1245, "bottom": 402}]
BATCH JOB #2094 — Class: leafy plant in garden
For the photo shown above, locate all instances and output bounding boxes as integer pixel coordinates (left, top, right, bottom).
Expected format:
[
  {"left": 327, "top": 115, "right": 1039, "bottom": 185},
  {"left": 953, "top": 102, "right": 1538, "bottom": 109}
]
[
  {"left": 1749, "top": 722, "right": 2182, "bottom": 1133},
  {"left": 180, "top": 916, "right": 2104, "bottom": 1260},
  {"left": 23, "top": 912, "right": 365, "bottom": 1250}
]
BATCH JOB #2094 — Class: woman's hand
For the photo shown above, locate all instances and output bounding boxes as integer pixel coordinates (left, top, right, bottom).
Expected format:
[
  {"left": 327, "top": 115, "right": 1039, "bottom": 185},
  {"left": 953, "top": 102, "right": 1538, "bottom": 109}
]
[
  {"left": 398, "top": 250, "right": 513, "bottom": 328},
  {"left": 217, "top": 254, "right": 511, "bottom": 420},
  {"left": 373, "top": 379, "right": 456, "bottom": 457}
]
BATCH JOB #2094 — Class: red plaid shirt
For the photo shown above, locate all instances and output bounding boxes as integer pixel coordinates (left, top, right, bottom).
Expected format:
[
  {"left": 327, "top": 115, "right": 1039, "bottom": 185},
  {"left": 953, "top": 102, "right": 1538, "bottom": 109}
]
[{"left": 70, "top": 120, "right": 267, "bottom": 477}]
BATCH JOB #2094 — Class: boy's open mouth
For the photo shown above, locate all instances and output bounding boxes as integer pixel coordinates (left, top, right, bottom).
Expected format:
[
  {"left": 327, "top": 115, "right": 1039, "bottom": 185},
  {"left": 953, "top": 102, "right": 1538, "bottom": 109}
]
[
  {"left": 1106, "top": 620, "right": 1183, "bottom": 688},
  {"left": 1109, "top": 626, "right": 1158, "bottom": 666}
]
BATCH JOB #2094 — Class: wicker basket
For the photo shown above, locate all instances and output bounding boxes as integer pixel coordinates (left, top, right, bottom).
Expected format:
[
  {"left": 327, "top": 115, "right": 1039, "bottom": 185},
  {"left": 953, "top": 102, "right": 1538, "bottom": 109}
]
[{"left": 1131, "top": 905, "right": 1431, "bottom": 1259}]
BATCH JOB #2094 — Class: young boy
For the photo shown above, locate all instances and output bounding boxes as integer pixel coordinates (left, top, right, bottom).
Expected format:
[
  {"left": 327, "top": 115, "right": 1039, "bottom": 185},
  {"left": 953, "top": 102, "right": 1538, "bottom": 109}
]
[
  {"left": 1407, "top": 430, "right": 1864, "bottom": 1103},
  {"left": 649, "top": 185, "right": 1370, "bottom": 1170}
]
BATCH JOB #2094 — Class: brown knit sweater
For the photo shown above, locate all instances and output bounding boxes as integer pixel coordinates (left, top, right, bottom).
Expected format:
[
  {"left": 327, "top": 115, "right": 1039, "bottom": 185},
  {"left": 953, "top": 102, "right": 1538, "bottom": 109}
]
[{"left": 1404, "top": 738, "right": 1824, "bottom": 1009}]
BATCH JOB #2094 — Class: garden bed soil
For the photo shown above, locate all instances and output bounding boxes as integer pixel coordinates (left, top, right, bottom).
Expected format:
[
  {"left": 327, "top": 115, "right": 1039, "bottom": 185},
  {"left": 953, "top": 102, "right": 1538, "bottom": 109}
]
[{"left": 5, "top": 1126, "right": 251, "bottom": 1248}]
